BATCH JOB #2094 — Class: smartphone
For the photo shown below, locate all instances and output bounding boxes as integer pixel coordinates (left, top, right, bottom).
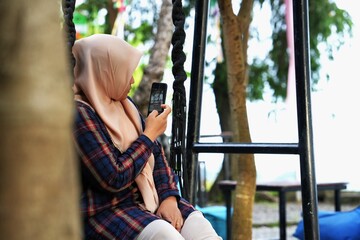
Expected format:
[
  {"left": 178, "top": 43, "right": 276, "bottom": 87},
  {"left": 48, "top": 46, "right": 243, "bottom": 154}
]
[{"left": 147, "top": 82, "right": 167, "bottom": 116}]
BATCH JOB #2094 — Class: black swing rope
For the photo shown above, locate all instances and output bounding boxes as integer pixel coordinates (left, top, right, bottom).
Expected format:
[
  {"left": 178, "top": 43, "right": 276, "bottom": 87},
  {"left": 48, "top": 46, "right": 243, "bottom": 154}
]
[
  {"left": 62, "top": 0, "right": 189, "bottom": 200},
  {"left": 170, "top": 0, "right": 188, "bottom": 200},
  {"left": 62, "top": 0, "right": 77, "bottom": 72}
]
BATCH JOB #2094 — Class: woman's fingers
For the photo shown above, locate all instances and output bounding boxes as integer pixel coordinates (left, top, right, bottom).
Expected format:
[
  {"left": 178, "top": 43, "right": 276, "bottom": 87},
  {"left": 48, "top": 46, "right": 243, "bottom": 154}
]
[
  {"left": 159, "top": 104, "right": 171, "bottom": 117},
  {"left": 144, "top": 104, "right": 171, "bottom": 141}
]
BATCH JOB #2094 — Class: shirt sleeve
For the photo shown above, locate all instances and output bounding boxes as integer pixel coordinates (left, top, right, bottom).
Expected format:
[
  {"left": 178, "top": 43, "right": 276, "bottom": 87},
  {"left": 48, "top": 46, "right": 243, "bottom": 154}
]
[
  {"left": 73, "top": 102, "right": 154, "bottom": 193},
  {"left": 152, "top": 140, "right": 181, "bottom": 202},
  {"left": 132, "top": 98, "right": 181, "bottom": 202}
]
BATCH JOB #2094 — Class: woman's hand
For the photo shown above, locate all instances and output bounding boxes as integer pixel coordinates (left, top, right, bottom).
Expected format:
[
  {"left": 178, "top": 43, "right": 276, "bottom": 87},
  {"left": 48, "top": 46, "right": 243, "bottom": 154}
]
[
  {"left": 156, "top": 196, "right": 184, "bottom": 232},
  {"left": 144, "top": 104, "right": 171, "bottom": 141}
]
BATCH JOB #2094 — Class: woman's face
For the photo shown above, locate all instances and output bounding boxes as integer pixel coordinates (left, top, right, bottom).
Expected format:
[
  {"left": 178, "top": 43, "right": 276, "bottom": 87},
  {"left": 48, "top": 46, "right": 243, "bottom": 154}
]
[{"left": 126, "top": 76, "right": 135, "bottom": 96}]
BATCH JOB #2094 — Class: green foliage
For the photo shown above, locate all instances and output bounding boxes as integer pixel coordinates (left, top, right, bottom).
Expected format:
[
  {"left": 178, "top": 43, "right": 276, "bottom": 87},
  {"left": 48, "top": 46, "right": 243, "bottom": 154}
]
[
  {"left": 125, "top": 22, "right": 155, "bottom": 46},
  {"left": 75, "top": 0, "right": 110, "bottom": 36},
  {"left": 247, "top": 59, "right": 267, "bottom": 100},
  {"left": 249, "top": 0, "right": 353, "bottom": 101},
  {"left": 125, "top": 0, "right": 158, "bottom": 43},
  {"left": 212, "top": 61, "right": 228, "bottom": 102},
  {"left": 73, "top": 0, "right": 353, "bottom": 103},
  {"left": 307, "top": 0, "right": 352, "bottom": 83},
  {"left": 74, "top": 0, "right": 159, "bottom": 43}
]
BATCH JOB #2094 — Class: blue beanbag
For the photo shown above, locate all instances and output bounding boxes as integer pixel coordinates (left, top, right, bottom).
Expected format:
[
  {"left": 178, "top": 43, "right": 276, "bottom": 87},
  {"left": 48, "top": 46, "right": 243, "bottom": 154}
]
[{"left": 293, "top": 206, "right": 360, "bottom": 240}]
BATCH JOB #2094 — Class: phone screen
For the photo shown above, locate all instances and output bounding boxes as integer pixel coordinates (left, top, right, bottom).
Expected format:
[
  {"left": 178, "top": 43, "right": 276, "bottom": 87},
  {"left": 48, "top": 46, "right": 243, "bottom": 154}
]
[{"left": 148, "top": 83, "right": 167, "bottom": 115}]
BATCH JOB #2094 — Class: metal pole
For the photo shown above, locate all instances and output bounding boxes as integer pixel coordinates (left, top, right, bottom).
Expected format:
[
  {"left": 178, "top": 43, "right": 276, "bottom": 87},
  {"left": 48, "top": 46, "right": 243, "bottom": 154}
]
[{"left": 292, "top": 0, "right": 320, "bottom": 239}]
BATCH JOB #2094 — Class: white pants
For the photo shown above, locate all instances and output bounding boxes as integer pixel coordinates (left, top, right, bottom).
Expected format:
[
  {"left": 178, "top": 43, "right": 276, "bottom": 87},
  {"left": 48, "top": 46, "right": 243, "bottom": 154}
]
[{"left": 136, "top": 211, "right": 222, "bottom": 240}]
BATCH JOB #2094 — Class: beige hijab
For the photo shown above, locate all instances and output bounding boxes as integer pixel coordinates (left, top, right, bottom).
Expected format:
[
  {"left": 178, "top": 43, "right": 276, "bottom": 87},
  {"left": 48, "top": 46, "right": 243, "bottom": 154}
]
[{"left": 72, "top": 34, "right": 159, "bottom": 213}]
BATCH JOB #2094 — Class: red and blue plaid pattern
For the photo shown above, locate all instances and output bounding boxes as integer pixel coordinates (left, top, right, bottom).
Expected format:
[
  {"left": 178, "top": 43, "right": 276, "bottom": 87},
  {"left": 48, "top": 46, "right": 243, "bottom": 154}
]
[{"left": 73, "top": 100, "right": 195, "bottom": 239}]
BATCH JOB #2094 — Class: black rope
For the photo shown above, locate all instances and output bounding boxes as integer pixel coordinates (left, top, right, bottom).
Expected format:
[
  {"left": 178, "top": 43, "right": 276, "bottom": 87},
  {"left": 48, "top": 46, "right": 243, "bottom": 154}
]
[
  {"left": 62, "top": 0, "right": 77, "bottom": 72},
  {"left": 170, "top": 0, "right": 188, "bottom": 199}
]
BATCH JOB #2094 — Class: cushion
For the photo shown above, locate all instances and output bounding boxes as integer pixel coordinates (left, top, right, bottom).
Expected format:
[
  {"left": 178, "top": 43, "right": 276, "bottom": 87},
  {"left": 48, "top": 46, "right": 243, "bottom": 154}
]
[{"left": 293, "top": 206, "right": 360, "bottom": 240}]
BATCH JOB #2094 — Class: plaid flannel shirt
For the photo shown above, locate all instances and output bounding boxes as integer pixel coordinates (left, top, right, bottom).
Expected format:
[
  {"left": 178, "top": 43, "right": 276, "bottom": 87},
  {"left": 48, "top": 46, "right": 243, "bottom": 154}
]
[{"left": 73, "top": 100, "right": 194, "bottom": 239}]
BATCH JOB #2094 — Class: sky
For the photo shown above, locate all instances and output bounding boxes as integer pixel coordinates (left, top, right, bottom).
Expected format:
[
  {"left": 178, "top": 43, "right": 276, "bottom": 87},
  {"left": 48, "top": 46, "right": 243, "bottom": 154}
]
[{"left": 308, "top": 1, "right": 360, "bottom": 190}]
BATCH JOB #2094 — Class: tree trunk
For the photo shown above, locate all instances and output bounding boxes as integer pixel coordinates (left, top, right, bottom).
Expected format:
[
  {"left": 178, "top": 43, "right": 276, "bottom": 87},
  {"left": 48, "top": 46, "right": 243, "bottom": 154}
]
[
  {"left": 106, "top": 0, "right": 118, "bottom": 34},
  {"left": 0, "top": 1, "right": 81, "bottom": 239},
  {"left": 132, "top": 0, "right": 173, "bottom": 116},
  {"left": 218, "top": 0, "right": 256, "bottom": 239}
]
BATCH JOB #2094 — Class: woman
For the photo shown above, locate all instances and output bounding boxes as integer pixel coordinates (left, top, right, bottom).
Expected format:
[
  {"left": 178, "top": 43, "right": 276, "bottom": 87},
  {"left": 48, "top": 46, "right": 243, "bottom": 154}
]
[{"left": 72, "top": 34, "right": 221, "bottom": 240}]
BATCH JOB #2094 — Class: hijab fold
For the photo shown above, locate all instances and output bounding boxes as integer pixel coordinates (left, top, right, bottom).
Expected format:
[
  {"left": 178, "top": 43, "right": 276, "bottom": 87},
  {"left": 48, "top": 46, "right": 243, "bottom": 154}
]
[{"left": 73, "top": 34, "right": 159, "bottom": 213}]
